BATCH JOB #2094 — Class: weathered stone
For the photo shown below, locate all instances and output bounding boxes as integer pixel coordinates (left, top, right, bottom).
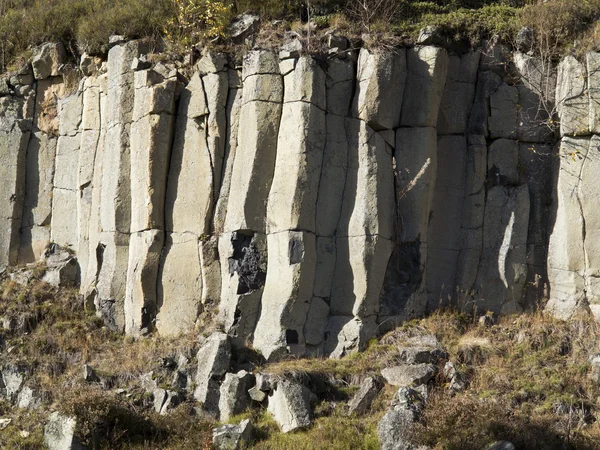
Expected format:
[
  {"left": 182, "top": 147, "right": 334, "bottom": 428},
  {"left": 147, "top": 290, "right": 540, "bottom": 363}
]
[
  {"left": 488, "top": 138, "right": 519, "bottom": 186},
  {"left": 488, "top": 83, "right": 518, "bottom": 139},
  {"left": 0, "top": 120, "right": 29, "bottom": 269},
  {"left": 219, "top": 370, "right": 255, "bottom": 420},
  {"left": 381, "top": 364, "right": 435, "bottom": 387},
  {"left": 129, "top": 70, "right": 176, "bottom": 232},
  {"left": 304, "top": 296, "right": 329, "bottom": 347},
  {"left": 44, "top": 412, "right": 87, "bottom": 450},
  {"left": 426, "top": 135, "right": 467, "bottom": 308},
  {"left": 326, "top": 59, "right": 355, "bottom": 117},
  {"left": 474, "top": 184, "right": 530, "bottom": 315},
  {"left": 196, "top": 52, "right": 227, "bottom": 75},
  {"left": 31, "top": 42, "right": 66, "bottom": 80},
  {"left": 401, "top": 46, "right": 448, "bottom": 127},
  {"left": 395, "top": 127, "right": 437, "bottom": 243},
  {"left": 323, "top": 315, "right": 377, "bottom": 358},
  {"left": 203, "top": 70, "right": 228, "bottom": 206},
  {"left": 214, "top": 75, "right": 243, "bottom": 233},
  {"left": 253, "top": 231, "right": 316, "bottom": 360},
  {"left": 556, "top": 56, "right": 589, "bottom": 137},
  {"left": 194, "top": 333, "right": 231, "bottom": 405},
  {"left": 124, "top": 230, "right": 164, "bottom": 336},
  {"left": 352, "top": 48, "right": 406, "bottom": 130},
  {"left": 486, "top": 442, "right": 516, "bottom": 450},
  {"left": 80, "top": 53, "right": 102, "bottom": 77},
  {"left": 437, "top": 53, "right": 478, "bottom": 134},
  {"left": 398, "top": 346, "right": 447, "bottom": 365},
  {"left": 347, "top": 377, "right": 381, "bottom": 415},
  {"left": 242, "top": 50, "right": 279, "bottom": 80},
  {"left": 225, "top": 55, "right": 282, "bottom": 233},
  {"left": 16, "top": 386, "right": 41, "bottom": 409},
  {"left": 267, "top": 380, "right": 314, "bottom": 433},
  {"left": 377, "top": 408, "right": 417, "bottom": 450},
  {"left": 248, "top": 385, "right": 267, "bottom": 402},
  {"left": 82, "top": 364, "right": 100, "bottom": 383},
  {"left": 469, "top": 71, "right": 503, "bottom": 136},
  {"left": 2, "top": 365, "right": 24, "bottom": 402},
  {"left": 547, "top": 137, "right": 594, "bottom": 319},
  {"left": 229, "top": 14, "right": 260, "bottom": 43},
  {"left": 218, "top": 231, "right": 265, "bottom": 348},
  {"left": 212, "top": 419, "right": 253, "bottom": 450}
]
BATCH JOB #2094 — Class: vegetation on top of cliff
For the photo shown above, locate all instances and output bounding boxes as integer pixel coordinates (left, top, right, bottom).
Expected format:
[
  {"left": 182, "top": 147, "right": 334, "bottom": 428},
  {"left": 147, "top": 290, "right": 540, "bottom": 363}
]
[{"left": 1, "top": 0, "right": 600, "bottom": 72}]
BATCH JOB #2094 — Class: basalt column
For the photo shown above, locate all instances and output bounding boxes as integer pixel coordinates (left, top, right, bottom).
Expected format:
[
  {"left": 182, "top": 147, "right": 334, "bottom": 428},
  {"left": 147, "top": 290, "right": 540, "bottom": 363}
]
[
  {"left": 124, "top": 68, "right": 177, "bottom": 336},
  {"left": 253, "top": 56, "right": 326, "bottom": 360},
  {"left": 217, "top": 50, "right": 282, "bottom": 347}
]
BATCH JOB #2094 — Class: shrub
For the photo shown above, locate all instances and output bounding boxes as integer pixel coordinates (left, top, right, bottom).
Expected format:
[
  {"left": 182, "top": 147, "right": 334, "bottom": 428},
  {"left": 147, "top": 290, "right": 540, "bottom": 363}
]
[{"left": 164, "top": 0, "right": 232, "bottom": 50}]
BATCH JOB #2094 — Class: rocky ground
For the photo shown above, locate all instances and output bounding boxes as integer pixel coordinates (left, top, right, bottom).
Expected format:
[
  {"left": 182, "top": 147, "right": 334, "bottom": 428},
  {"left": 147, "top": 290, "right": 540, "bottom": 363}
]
[{"left": 2, "top": 253, "right": 600, "bottom": 449}]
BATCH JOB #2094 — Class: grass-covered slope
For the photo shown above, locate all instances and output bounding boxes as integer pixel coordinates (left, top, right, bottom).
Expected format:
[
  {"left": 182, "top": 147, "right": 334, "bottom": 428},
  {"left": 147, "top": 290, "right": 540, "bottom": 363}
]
[{"left": 2, "top": 267, "right": 600, "bottom": 449}]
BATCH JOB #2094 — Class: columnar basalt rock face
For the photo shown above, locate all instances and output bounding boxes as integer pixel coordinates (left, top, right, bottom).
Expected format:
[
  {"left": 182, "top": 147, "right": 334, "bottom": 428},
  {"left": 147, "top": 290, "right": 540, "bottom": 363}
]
[{"left": 3, "top": 38, "right": 596, "bottom": 359}]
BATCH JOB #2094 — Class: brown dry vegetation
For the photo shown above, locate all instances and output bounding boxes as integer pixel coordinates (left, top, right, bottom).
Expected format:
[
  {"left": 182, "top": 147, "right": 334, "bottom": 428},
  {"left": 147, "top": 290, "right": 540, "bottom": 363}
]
[
  {"left": 3, "top": 270, "right": 600, "bottom": 448},
  {"left": 2, "top": 0, "right": 600, "bottom": 73}
]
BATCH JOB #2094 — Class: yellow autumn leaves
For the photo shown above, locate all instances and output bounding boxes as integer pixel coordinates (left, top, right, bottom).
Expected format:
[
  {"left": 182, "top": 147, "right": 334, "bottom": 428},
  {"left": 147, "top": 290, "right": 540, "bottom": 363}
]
[{"left": 165, "top": 0, "right": 232, "bottom": 47}]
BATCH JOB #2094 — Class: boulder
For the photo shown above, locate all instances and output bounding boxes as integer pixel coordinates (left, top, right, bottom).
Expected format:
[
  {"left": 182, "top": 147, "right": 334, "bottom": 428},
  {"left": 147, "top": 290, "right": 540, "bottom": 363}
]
[
  {"left": 381, "top": 364, "right": 435, "bottom": 387},
  {"left": 2, "top": 365, "right": 25, "bottom": 402},
  {"left": 398, "top": 346, "right": 447, "bottom": 365},
  {"left": 229, "top": 14, "right": 260, "bottom": 43},
  {"left": 267, "top": 380, "right": 314, "bottom": 433},
  {"left": 194, "top": 333, "right": 231, "bottom": 412},
  {"left": 44, "top": 412, "right": 87, "bottom": 450},
  {"left": 486, "top": 442, "right": 516, "bottom": 450},
  {"left": 82, "top": 365, "right": 100, "bottom": 383},
  {"left": 347, "top": 377, "right": 381, "bottom": 415},
  {"left": 31, "top": 42, "right": 66, "bottom": 80},
  {"left": 377, "top": 387, "right": 426, "bottom": 450},
  {"left": 212, "top": 419, "right": 253, "bottom": 450},
  {"left": 218, "top": 370, "right": 255, "bottom": 420}
]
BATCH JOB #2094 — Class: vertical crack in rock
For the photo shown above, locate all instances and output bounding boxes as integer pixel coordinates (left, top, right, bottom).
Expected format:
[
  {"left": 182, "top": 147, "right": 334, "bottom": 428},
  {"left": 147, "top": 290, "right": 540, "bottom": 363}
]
[
  {"left": 125, "top": 65, "right": 177, "bottom": 336},
  {"left": 253, "top": 56, "right": 325, "bottom": 360},
  {"left": 218, "top": 50, "right": 282, "bottom": 349}
]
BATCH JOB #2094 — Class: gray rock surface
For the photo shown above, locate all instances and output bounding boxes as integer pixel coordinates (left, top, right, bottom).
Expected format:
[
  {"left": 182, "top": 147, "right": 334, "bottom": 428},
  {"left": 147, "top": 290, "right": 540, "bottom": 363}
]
[
  {"left": 267, "top": 380, "right": 314, "bottom": 433},
  {"left": 381, "top": 364, "right": 435, "bottom": 387},
  {"left": 44, "top": 412, "right": 87, "bottom": 450},
  {"left": 212, "top": 419, "right": 253, "bottom": 450}
]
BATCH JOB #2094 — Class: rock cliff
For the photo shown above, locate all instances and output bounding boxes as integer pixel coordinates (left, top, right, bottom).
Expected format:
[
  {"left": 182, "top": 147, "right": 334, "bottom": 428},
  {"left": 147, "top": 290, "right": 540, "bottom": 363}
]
[{"left": 0, "top": 38, "right": 585, "bottom": 360}]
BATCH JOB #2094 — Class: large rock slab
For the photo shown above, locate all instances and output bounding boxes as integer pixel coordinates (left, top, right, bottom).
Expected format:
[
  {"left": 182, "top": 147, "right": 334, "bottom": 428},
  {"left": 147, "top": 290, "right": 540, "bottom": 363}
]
[
  {"left": 31, "top": 42, "right": 66, "bottom": 80},
  {"left": 224, "top": 51, "right": 282, "bottom": 233},
  {"left": 156, "top": 233, "right": 202, "bottom": 336},
  {"left": 547, "top": 137, "right": 592, "bottom": 319},
  {"left": 267, "top": 380, "right": 314, "bottom": 433},
  {"left": 218, "top": 370, "right": 255, "bottom": 420},
  {"left": 253, "top": 231, "right": 316, "bottom": 360},
  {"left": 426, "top": 135, "right": 467, "bottom": 309},
  {"left": 556, "top": 56, "right": 589, "bottom": 137},
  {"left": 217, "top": 231, "right": 266, "bottom": 347},
  {"left": 194, "top": 332, "right": 231, "bottom": 414},
  {"left": 44, "top": 412, "right": 86, "bottom": 450},
  {"left": 51, "top": 92, "right": 82, "bottom": 250},
  {"left": 474, "top": 184, "right": 530, "bottom": 314},
  {"left": 437, "top": 51, "right": 479, "bottom": 134},
  {"left": 124, "top": 230, "right": 163, "bottom": 335},
  {"left": 352, "top": 48, "right": 406, "bottom": 130},
  {"left": 129, "top": 69, "right": 176, "bottom": 232},
  {"left": 400, "top": 46, "right": 448, "bottom": 127},
  {"left": 0, "top": 120, "right": 29, "bottom": 269}
]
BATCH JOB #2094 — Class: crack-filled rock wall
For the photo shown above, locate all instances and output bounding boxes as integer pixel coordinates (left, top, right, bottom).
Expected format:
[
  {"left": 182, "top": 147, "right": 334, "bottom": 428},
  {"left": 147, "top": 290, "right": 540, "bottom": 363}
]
[{"left": 0, "top": 39, "right": 574, "bottom": 359}]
